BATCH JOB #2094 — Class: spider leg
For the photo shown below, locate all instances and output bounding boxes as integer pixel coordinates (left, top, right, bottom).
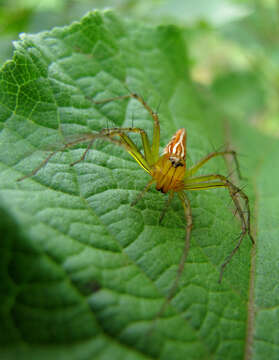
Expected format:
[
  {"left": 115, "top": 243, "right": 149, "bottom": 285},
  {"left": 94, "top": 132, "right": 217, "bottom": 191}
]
[
  {"left": 17, "top": 129, "right": 150, "bottom": 181},
  {"left": 184, "top": 174, "right": 254, "bottom": 282},
  {"left": 69, "top": 132, "right": 131, "bottom": 167},
  {"left": 129, "top": 93, "right": 160, "bottom": 162},
  {"left": 17, "top": 149, "right": 60, "bottom": 182},
  {"left": 93, "top": 92, "right": 160, "bottom": 163},
  {"left": 159, "top": 191, "right": 174, "bottom": 224},
  {"left": 65, "top": 127, "right": 152, "bottom": 172},
  {"left": 111, "top": 128, "right": 152, "bottom": 165},
  {"left": 17, "top": 133, "right": 96, "bottom": 181},
  {"left": 154, "top": 191, "right": 192, "bottom": 319},
  {"left": 70, "top": 138, "right": 95, "bottom": 166},
  {"left": 97, "top": 127, "right": 152, "bottom": 173},
  {"left": 187, "top": 150, "right": 242, "bottom": 179},
  {"left": 173, "top": 191, "right": 193, "bottom": 294},
  {"left": 131, "top": 179, "right": 155, "bottom": 207}
]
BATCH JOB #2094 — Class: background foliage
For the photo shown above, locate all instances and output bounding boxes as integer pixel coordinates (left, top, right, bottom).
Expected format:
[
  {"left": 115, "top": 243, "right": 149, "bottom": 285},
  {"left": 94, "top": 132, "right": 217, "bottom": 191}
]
[{"left": 1, "top": 1, "right": 279, "bottom": 359}]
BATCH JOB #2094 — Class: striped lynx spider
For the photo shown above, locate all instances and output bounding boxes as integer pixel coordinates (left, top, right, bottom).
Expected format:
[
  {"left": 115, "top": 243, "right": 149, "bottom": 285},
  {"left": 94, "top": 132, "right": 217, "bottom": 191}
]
[{"left": 18, "top": 92, "right": 254, "bottom": 302}]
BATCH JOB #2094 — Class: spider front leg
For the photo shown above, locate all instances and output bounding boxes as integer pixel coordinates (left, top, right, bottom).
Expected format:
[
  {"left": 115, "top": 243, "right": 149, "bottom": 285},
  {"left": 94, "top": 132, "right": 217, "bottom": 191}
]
[
  {"left": 17, "top": 133, "right": 98, "bottom": 181},
  {"left": 69, "top": 128, "right": 149, "bottom": 167},
  {"left": 70, "top": 138, "right": 95, "bottom": 166},
  {"left": 82, "top": 126, "right": 157, "bottom": 206},
  {"left": 99, "top": 127, "right": 153, "bottom": 173},
  {"left": 93, "top": 92, "right": 162, "bottom": 205},
  {"left": 184, "top": 174, "right": 254, "bottom": 282},
  {"left": 17, "top": 127, "right": 152, "bottom": 181},
  {"left": 93, "top": 92, "right": 160, "bottom": 163}
]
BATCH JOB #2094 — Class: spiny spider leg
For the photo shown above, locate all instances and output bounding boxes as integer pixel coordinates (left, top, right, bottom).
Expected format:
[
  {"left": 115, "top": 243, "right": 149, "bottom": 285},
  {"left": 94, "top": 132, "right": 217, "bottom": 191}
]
[
  {"left": 150, "top": 191, "right": 192, "bottom": 323},
  {"left": 185, "top": 173, "right": 253, "bottom": 243},
  {"left": 102, "top": 126, "right": 153, "bottom": 172},
  {"left": 93, "top": 92, "right": 160, "bottom": 162},
  {"left": 184, "top": 174, "right": 254, "bottom": 282},
  {"left": 70, "top": 138, "right": 95, "bottom": 166},
  {"left": 169, "top": 192, "right": 193, "bottom": 298},
  {"left": 159, "top": 191, "right": 174, "bottom": 224},
  {"left": 71, "top": 127, "right": 153, "bottom": 167},
  {"left": 17, "top": 129, "right": 146, "bottom": 181},
  {"left": 131, "top": 179, "right": 155, "bottom": 207},
  {"left": 17, "top": 133, "right": 95, "bottom": 181},
  {"left": 187, "top": 150, "right": 242, "bottom": 179}
]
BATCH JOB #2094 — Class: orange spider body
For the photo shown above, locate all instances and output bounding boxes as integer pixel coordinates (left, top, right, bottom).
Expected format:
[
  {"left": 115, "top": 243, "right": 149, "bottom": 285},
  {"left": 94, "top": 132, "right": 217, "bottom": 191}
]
[{"left": 152, "top": 128, "right": 186, "bottom": 193}]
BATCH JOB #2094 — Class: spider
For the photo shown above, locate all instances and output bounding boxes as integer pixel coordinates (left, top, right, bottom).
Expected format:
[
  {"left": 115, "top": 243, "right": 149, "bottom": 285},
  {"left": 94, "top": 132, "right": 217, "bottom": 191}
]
[{"left": 18, "top": 92, "right": 254, "bottom": 301}]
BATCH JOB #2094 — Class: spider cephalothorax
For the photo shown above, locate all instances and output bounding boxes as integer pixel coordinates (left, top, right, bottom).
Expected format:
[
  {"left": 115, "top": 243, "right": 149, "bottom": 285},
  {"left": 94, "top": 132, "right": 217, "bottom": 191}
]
[
  {"left": 152, "top": 128, "right": 186, "bottom": 193},
  {"left": 18, "top": 92, "right": 254, "bottom": 309}
]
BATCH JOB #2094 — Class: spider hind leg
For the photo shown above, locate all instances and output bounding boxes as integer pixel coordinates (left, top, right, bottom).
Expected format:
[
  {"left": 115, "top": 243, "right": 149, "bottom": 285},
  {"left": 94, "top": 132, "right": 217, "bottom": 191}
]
[
  {"left": 131, "top": 179, "right": 154, "bottom": 207},
  {"left": 219, "top": 179, "right": 254, "bottom": 282},
  {"left": 158, "top": 191, "right": 174, "bottom": 224},
  {"left": 184, "top": 174, "right": 254, "bottom": 282},
  {"left": 153, "top": 191, "right": 193, "bottom": 321}
]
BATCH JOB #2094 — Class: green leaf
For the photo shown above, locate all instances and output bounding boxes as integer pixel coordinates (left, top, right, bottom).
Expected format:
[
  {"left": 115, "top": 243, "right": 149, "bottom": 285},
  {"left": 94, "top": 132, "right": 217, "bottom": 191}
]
[{"left": 0, "top": 10, "right": 278, "bottom": 360}]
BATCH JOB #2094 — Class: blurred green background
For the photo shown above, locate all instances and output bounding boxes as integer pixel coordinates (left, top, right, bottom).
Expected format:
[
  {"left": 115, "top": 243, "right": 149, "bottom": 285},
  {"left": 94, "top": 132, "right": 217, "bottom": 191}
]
[{"left": 1, "top": 0, "right": 279, "bottom": 136}]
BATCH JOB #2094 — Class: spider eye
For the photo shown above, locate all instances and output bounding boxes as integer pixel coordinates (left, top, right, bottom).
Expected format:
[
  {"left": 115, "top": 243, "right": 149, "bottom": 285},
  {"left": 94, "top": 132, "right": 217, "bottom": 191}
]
[{"left": 169, "top": 157, "right": 183, "bottom": 168}]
